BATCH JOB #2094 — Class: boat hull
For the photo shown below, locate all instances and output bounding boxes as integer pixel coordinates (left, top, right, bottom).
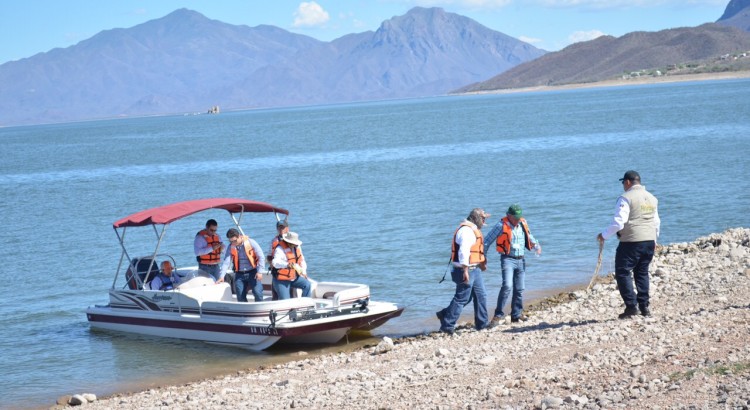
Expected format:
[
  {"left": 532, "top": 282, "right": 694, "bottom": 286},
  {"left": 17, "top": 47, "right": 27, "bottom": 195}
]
[{"left": 86, "top": 291, "right": 403, "bottom": 351}]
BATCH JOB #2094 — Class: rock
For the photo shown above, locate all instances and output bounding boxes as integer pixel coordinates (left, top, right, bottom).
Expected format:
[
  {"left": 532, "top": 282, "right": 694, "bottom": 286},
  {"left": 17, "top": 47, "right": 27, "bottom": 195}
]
[
  {"left": 56, "top": 395, "right": 72, "bottom": 405},
  {"left": 374, "top": 337, "right": 394, "bottom": 354},
  {"left": 82, "top": 393, "right": 97, "bottom": 402},
  {"left": 475, "top": 356, "right": 496, "bottom": 365},
  {"left": 541, "top": 396, "right": 564, "bottom": 408},
  {"left": 436, "top": 348, "right": 451, "bottom": 357},
  {"left": 68, "top": 394, "right": 87, "bottom": 405}
]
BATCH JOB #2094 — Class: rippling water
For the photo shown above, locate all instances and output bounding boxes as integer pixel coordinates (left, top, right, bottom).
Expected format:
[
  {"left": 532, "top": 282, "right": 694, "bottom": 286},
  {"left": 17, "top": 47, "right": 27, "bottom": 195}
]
[{"left": 1, "top": 79, "right": 749, "bottom": 409}]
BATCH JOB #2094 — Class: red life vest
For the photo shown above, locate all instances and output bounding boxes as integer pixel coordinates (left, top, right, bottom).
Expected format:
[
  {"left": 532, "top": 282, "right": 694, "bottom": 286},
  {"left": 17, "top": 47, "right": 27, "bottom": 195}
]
[
  {"left": 495, "top": 217, "right": 534, "bottom": 255},
  {"left": 451, "top": 222, "right": 486, "bottom": 265},
  {"left": 196, "top": 229, "right": 222, "bottom": 264},
  {"left": 275, "top": 241, "right": 304, "bottom": 281},
  {"left": 229, "top": 236, "right": 258, "bottom": 271}
]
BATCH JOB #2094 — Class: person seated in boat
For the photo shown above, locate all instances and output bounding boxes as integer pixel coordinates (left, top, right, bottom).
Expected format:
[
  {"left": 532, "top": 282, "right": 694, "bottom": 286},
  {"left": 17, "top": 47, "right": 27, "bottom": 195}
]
[
  {"left": 149, "top": 260, "right": 179, "bottom": 291},
  {"left": 267, "top": 219, "right": 289, "bottom": 266},
  {"left": 219, "top": 228, "right": 266, "bottom": 302},
  {"left": 271, "top": 231, "right": 312, "bottom": 299}
]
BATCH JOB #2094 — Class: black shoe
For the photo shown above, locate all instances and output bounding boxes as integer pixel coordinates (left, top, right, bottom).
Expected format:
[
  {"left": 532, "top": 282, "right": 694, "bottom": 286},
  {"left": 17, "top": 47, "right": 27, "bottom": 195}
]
[
  {"left": 618, "top": 306, "right": 639, "bottom": 319},
  {"left": 510, "top": 314, "right": 528, "bottom": 323},
  {"left": 436, "top": 309, "right": 445, "bottom": 322},
  {"left": 640, "top": 306, "right": 651, "bottom": 317}
]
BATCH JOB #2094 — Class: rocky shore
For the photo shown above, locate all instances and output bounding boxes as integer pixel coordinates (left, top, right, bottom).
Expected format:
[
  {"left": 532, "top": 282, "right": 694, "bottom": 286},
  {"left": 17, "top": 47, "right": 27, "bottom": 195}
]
[{"left": 59, "top": 228, "right": 749, "bottom": 409}]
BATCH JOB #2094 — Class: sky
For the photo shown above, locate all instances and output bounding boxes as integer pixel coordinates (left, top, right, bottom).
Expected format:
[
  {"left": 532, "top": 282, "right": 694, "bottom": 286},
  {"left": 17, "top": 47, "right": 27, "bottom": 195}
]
[{"left": 0, "top": 0, "right": 731, "bottom": 65}]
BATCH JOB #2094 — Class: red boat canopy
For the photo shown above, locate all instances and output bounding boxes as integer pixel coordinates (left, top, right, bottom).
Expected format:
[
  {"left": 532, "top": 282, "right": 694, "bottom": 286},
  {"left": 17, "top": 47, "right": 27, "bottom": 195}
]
[{"left": 113, "top": 198, "right": 289, "bottom": 228}]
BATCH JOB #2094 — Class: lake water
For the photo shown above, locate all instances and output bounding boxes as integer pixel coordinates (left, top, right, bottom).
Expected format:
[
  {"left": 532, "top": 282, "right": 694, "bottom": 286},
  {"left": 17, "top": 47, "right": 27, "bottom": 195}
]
[{"left": 1, "top": 79, "right": 748, "bottom": 409}]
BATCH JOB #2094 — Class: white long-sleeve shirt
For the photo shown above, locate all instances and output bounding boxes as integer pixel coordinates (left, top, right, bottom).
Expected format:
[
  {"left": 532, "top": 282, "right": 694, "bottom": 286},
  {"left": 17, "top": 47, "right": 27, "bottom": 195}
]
[
  {"left": 272, "top": 245, "right": 307, "bottom": 274},
  {"left": 601, "top": 194, "right": 661, "bottom": 240},
  {"left": 453, "top": 223, "right": 478, "bottom": 268}
]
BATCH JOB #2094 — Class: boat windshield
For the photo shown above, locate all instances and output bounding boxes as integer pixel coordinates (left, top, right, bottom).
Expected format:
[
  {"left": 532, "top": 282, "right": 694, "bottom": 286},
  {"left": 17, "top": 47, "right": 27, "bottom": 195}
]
[{"left": 175, "top": 268, "right": 215, "bottom": 283}]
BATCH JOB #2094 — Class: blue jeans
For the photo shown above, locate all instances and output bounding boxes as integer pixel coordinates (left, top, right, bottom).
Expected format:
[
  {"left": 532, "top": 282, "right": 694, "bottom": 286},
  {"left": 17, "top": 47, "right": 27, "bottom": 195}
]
[
  {"left": 234, "top": 269, "right": 263, "bottom": 302},
  {"left": 494, "top": 256, "right": 525, "bottom": 319},
  {"left": 615, "top": 241, "right": 655, "bottom": 310},
  {"left": 199, "top": 263, "right": 221, "bottom": 281},
  {"left": 273, "top": 275, "right": 312, "bottom": 300},
  {"left": 438, "top": 267, "right": 489, "bottom": 332}
]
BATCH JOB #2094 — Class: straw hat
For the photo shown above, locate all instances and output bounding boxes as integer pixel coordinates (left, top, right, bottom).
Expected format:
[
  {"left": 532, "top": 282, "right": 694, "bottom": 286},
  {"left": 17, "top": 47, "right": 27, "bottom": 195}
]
[{"left": 282, "top": 231, "right": 302, "bottom": 246}]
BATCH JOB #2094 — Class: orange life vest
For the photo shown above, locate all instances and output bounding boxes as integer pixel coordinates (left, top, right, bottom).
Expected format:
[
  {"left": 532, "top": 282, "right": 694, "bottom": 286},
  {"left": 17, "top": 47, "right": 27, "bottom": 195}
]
[
  {"left": 196, "top": 229, "right": 222, "bottom": 264},
  {"left": 267, "top": 235, "right": 282, "bottom": 263},
  {"left": 495, "top": 217, "right": 534, "bottom": 255},
  {"left": 451, "top": 222, "right": 486, "bottom": 265},
  {"left": 229, "top": 236, "right": 259, "bottom": 271},
  {"left": 275, "top": 241, "right": 304, "bottom": 281}
]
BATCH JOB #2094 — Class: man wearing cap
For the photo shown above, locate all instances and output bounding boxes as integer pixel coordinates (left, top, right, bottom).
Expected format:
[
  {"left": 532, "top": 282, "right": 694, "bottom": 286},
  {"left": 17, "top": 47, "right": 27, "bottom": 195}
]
[
  {"left": 436, "top": 208, "right": 491, "bottom": 334},
  {"left": 268, "top": 220, "right": 290, "bottom": 267},
  {"left": 271, "top": 231, "right": 312, "bottom": 300},
  {"left": 598, "top": 170, "right": 660, "bottom": 318},
  {"left": 194, "top": 219, "right": 224, "bottom": 281},
  {"left": 483, "top": 204, "right": 541, "bottom": 326},
  {"left": 220, "top": 228, "right": 266, "bottom": 302}
]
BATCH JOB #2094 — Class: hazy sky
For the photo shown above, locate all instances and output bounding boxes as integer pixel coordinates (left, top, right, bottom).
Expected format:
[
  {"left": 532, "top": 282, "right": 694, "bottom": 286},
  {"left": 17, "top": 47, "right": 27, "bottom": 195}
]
[{"left": 0, "top": 0, "right": 729, "bottom": 65}]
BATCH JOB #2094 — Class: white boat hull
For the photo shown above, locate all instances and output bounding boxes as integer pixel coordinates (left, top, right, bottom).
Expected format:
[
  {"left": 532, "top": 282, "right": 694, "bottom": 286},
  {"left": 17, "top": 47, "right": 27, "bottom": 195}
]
[{"left": 86, "top": 277, "right": 403, "bottom": 351}]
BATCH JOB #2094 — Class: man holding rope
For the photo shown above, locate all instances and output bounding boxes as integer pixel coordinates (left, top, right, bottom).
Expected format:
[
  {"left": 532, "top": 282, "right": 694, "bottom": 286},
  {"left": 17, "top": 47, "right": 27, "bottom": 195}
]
[{"left": 597, "top": 170, "right": 660, "bottom": 319}]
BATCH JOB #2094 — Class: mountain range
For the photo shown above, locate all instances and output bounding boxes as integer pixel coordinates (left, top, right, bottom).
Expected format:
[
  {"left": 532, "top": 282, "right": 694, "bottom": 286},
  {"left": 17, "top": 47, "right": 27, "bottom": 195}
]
[
  {"left": 0, "top": 7, "right": 544, "bottom": 126},
  {"left": 3, "top": 2, "right": 750, "bottom": 127},
  {"left": 457, "top": 0, "right": 750, "bottom": 92}
]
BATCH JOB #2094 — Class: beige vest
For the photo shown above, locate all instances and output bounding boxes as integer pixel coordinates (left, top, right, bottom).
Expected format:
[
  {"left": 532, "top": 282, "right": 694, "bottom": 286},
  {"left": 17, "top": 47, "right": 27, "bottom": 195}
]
[{"left": 618, "top": 185, "right": 658, "bottom": 242}]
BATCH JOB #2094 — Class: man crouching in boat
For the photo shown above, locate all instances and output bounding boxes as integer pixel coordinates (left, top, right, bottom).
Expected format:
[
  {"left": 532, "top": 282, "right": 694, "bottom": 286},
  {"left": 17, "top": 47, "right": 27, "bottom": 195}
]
[
  {"left": 220, "top": 228, "right": 266, "bottom": 302},
  {"left": 150, "top": 261, "right": 179, "bottom": 291},
  {"left": 271, "top": 232, "right": 312, "bottom": 299}
]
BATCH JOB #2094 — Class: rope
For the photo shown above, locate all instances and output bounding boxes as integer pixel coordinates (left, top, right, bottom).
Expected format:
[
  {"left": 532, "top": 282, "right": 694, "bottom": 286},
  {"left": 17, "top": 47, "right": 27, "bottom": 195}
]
[{"left": 587, "top": 240, "right": 604, "bottom": 291}]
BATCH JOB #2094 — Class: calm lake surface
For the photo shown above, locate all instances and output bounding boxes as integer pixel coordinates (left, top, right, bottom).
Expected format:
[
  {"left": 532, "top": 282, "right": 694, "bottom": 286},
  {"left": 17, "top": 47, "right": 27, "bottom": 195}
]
[{"left": 1, "top": 79, "right": 749, "bottom": 409}]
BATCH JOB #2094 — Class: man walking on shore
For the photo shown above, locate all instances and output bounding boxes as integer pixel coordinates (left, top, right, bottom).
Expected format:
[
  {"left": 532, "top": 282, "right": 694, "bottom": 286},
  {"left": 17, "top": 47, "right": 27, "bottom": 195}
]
[
  {"left": 484, "top": 204, "right": 541, "bottom": 326},
  {"left": 598, "top": 170, "right": 660, "bottom": 318},
  {"left": 436, "top": 208, "right": 491, "bottom": 334}
]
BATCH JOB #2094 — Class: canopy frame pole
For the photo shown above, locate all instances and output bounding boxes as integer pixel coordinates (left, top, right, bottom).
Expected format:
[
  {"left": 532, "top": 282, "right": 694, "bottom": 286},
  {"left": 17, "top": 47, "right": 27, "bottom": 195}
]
[{"left": 112, "top": 227, "right": 131, "bottom": 289}]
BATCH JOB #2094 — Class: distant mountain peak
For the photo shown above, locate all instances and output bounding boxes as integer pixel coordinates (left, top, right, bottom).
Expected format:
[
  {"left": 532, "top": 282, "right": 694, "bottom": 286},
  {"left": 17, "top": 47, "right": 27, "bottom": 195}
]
[
  {"left": 719, "top": 0, "right": 750, "bottom": 21},
  {"left": 0, "top": 7, "right": 544, "bottom": 126}
]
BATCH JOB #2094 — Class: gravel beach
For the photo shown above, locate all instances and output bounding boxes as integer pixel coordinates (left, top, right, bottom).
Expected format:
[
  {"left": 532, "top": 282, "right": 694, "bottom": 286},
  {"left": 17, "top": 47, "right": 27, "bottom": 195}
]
[{"left": 58, "top": 228, "right": 750, "bottom": 409}]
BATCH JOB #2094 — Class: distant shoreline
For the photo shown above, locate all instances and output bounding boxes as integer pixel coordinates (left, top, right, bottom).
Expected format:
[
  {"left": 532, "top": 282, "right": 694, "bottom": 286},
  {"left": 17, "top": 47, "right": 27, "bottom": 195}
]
[{"left": 458, "top": 70, "right": 750, "bottom": 96}]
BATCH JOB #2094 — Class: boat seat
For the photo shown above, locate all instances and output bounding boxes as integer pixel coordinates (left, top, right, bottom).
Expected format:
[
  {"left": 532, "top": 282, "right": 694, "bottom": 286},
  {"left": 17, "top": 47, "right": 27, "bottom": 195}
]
[{"left": 125, "top": 257, "right": 160, "bottom": 290}]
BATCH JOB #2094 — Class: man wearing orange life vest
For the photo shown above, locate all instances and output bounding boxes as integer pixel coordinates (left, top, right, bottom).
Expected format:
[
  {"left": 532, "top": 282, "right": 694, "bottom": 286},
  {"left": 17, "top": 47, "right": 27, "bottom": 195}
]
[
  {"left": 219, "top": 228, "right": 266, "bottom": 302},
  {"left": 271, "top": 231, "right": 312, "bottom": 300},
  {"left": 194, "top": 219, "right": 224, "bottom": 281},
  {"left": 483, "top": 204, "right": 541, "bottom": 326},
  {"left": 267, "top": 219, "right": 289, "bottom": 266},
  {"left": 436, "top": 208, "right": 491, "bottom": 334}
]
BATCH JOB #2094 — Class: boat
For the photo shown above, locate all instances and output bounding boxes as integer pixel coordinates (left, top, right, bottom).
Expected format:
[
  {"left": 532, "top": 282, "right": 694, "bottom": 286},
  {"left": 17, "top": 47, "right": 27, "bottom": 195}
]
[{"left": 86, "top": 198, "right": 404, "bottom": 350}]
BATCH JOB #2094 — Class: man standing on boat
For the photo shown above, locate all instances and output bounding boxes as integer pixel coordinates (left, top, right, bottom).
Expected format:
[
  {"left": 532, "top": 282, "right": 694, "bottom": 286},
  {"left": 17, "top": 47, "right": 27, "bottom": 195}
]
[
  {"left": 436, "top": 208, "right": 491, "bottom": 334},
  {"left": 268, "top": 220, "right": 289, "bottom": 266},
  {"left": 597, "top": 170, "right": 660, "bottom": 319},
  {"left": 271, "top": 231, "right": 312, "bottom": 299},
  {"left": 194, "top": 219, "right": 224, "bottom": 281},
  {"left": 220, "top": 228, "right": 266, "bottom": 302}
]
